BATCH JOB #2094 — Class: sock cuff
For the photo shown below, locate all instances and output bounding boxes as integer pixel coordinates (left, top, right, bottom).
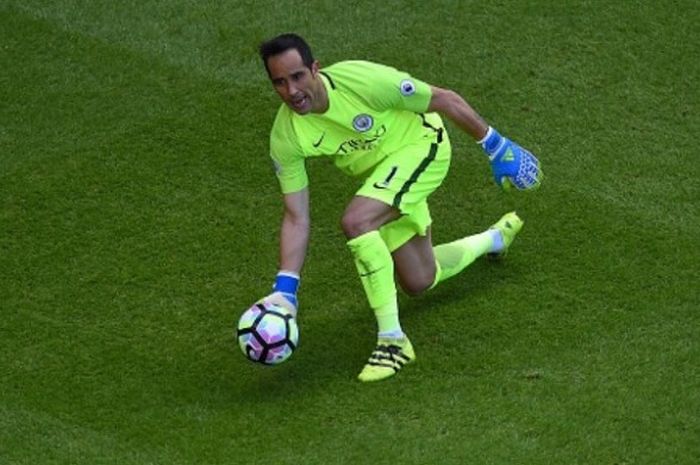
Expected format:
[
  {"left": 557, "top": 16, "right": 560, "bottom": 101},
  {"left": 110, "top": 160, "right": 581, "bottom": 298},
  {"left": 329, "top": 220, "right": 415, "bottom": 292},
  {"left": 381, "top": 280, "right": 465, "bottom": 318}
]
[
  {"left": 428, "top": 259, "right": 443, "bottom": 291},
  {"left": 346, "top": 230, "right": 383, "bottom": 252}
]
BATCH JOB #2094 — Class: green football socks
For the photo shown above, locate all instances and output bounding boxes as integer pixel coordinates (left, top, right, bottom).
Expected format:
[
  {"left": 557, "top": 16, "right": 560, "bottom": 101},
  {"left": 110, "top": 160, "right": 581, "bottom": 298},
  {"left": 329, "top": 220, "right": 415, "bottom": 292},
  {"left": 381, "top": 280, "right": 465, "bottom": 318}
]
[
  {"left": 431, "top": 212, "right": 524, "bottom": 288},
  {"left": 431, "top": 230, "right": 495, "bottom": 287},
  {"left": 349, "top": 213, "right": 524, "bottom": 382},
  {"left": 346, "top": 230, "right": 401, "bottom": 335}
]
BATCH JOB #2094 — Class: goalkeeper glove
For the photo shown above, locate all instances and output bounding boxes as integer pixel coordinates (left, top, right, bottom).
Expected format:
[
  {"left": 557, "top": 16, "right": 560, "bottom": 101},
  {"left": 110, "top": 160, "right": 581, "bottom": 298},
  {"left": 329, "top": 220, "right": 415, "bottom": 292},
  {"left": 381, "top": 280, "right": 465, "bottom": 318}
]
[
  {"left": 479, "top": 126, "right": 542, "bottom": 190},
  {"left": 261, "top": 271, "right": 299, "bottom": 317}
]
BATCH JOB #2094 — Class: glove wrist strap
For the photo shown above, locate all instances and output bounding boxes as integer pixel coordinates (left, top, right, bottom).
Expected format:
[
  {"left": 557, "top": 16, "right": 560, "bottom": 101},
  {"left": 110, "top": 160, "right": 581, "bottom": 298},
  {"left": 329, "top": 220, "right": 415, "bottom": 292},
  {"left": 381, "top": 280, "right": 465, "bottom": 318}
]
[
  {"left": 479, "top": 126, "right": 506, "bottom": 156},
  {"left": 477, "top": 126, "right": 495, "bottom": 145},
  {"left": 274, "top": 271, "right": 300, "bottom": 295}
]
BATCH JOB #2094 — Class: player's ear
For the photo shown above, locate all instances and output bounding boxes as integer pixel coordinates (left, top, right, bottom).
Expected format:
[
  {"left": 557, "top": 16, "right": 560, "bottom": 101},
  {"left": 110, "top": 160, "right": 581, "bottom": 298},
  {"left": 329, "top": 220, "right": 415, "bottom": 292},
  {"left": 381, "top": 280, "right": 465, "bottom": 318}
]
[{"left": 311, "top": 60, "right": 320, "bottom": 77}]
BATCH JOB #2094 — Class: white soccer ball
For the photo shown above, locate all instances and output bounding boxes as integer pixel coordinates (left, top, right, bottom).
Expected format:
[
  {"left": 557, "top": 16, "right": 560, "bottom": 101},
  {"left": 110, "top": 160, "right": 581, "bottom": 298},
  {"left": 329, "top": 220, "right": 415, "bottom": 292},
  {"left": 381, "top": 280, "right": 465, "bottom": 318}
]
[{"left": 237, "top": 301, "right": 299, "bottom": 365}]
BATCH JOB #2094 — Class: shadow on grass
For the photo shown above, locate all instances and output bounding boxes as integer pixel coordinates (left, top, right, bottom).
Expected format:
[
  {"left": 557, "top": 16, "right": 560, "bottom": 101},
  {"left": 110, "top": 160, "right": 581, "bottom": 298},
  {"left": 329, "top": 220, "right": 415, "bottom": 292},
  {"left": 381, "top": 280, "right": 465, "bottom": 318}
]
[{"left": 179, "top": 257, "right": 522, "bottom": 407}]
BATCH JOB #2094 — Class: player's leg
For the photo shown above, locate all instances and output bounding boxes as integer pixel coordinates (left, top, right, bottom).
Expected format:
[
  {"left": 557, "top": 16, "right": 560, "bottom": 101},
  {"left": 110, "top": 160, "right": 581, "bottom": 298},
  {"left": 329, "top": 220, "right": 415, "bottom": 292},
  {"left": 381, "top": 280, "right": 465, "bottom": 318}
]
[
  {"left": 341, "top": 195, "right": 400, "bottom": 239},
  {"left": 341, "top": 195, "right": 417, "bottom": 382},
  {"left": 384, "top": 183, "right": 524, "bottom": 291},
  {"left": 341, "top": 195, "right": 403, "bottom": 339},
  {"left": 391, "top": 227, "right": 436, "bottom": 296},
  {"left": 351, "top": 135, "right": 449, "bottom": 382},
  {"left": 430, "top": 212, "right": 524, "bottom": 288},
  {"left": 386, "top": 210, "right": 502, "bottom": 294}
]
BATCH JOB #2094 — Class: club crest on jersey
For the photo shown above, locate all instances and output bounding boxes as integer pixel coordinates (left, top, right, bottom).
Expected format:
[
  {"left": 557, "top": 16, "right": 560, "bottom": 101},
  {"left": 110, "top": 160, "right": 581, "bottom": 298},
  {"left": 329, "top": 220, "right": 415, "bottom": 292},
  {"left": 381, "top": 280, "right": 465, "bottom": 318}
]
[
  {"left": 352, "top": 114, "right": 374, "bottom": 133},
  {"left": 400, "top": 79, "right": 416, "bottom": 96}
]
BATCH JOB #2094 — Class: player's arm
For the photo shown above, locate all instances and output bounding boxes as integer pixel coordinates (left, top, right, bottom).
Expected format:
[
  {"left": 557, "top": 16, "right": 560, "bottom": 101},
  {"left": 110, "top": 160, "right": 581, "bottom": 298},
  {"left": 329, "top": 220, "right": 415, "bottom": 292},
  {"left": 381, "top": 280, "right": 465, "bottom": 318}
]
[
  {"left": 427, "top": 86, "right": 488, "bottom": 140},
  {"left": 428, "top": 85, "right": 542, "bottom": 190},
  {"left": 260, "top": 187, "right": 309, "bottom": 317},
  {"left": 263, "top": 111, "right": 310, "bottom": 314},
  {"left": 279, "top": 187, "right": 310, "bottom": 274}
]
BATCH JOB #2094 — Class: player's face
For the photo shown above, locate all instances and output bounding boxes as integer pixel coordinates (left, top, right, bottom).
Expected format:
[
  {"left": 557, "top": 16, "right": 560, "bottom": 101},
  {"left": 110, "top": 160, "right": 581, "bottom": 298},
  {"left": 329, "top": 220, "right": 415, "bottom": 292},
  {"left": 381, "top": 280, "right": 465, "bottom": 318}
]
[{"left": 267, "top": 49, "right": 324, "bottom": 115}]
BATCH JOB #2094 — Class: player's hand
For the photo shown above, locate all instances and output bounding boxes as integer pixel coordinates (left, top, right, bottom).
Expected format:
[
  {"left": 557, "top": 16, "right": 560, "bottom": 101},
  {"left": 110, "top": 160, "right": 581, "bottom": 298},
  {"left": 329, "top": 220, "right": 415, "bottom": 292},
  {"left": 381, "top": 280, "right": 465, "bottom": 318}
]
[
  {"left": 261, "top": 292, "right": 297, "bottom": 317},
  {"left": 480, "top": 127, "right": 542, "bottom": 191},
  {"left": 260, "top": 271, "right": 300, "bottom": 317}
]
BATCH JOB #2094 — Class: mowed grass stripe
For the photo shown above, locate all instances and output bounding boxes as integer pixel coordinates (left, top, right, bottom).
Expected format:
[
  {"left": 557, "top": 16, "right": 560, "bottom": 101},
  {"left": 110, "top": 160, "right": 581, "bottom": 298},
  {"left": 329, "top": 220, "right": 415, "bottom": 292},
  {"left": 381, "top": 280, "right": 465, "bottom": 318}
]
[
  {"left": 1, "top": 1, "right": 699, "bottom": 465},
  {"left": 0, "top": 0, "right": 268, "bottom": 436},
  {"left": 0, "top": 406, "right": 193, "bottom": 465},
  {"left": 4, "top": 1, "right": 267, "bottom": 86}
]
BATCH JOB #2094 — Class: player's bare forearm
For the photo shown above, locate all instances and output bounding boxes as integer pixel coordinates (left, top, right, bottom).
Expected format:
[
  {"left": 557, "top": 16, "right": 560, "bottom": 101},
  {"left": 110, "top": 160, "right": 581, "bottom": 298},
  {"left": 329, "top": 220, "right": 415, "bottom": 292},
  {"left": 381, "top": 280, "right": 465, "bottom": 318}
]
[
  {"left": 279, "top": 188, "right": 310, "bottom": 274},
  {"left": 429, "top": 86, "right": 542, "bottom": 190},
  {"left": 280, "top": 215, "right": 309, "bottom": 273},
  {"left": 428, "top": 86, "right": 488, "bottom": 141}
]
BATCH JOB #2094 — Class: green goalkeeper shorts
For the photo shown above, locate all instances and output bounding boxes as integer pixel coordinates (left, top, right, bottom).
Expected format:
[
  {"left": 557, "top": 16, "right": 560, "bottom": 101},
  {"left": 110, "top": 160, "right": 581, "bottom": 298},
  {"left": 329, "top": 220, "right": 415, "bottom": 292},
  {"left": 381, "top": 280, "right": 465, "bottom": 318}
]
[{"left": 356, "top": 133, "right": 451, "bottom": 252}]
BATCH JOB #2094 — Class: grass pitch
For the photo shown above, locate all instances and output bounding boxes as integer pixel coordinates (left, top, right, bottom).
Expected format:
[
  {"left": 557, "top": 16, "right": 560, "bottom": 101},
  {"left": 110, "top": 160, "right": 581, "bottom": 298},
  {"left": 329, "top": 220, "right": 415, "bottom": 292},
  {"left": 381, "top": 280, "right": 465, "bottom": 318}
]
[{"left": 1, "top": 1, "right": 698, "bottom": 464}]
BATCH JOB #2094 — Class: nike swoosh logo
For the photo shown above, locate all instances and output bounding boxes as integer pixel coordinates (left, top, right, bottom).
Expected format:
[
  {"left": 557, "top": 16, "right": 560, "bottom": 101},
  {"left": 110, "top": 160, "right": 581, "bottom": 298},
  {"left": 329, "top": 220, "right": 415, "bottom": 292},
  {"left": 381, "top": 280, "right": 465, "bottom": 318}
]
[
  {"left": 372, "top": 182, "right": 390, "bottom": 190},
  {"left": 359, "top": 266, "right": 385, "bottom": 278},
  {"left": 312, "top": 132, "right": 325, "bottom": 148}
]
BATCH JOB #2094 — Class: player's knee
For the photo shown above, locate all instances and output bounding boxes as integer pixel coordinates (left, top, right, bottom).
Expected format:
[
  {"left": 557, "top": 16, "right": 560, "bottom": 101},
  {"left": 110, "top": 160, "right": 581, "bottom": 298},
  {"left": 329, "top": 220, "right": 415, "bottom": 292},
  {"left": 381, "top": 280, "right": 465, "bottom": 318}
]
[
  {"left": 341, "top": 212, "right": 370, "bottom": 239},
  {"left": 398, "top": 272, "right": 434, "bottom": 297}
]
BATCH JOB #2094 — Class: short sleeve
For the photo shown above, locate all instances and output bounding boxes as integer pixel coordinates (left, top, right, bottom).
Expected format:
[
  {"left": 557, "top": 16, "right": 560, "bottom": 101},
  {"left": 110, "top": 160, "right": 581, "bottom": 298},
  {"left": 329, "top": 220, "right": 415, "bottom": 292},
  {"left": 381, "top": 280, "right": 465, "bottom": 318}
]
[
  {"left": 347, "top": 61, "right": 432, "bottom": 114},
  {"left": 269, "top": 108, "right": 308, "bottom": 194}
]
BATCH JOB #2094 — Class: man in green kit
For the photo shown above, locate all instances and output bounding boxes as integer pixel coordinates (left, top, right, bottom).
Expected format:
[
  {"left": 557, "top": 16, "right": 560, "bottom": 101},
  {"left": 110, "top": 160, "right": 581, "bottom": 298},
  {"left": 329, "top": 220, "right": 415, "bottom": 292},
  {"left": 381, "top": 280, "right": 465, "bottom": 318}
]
[{"left": 256, "top": 33, "right": 541, "bottom": 382}]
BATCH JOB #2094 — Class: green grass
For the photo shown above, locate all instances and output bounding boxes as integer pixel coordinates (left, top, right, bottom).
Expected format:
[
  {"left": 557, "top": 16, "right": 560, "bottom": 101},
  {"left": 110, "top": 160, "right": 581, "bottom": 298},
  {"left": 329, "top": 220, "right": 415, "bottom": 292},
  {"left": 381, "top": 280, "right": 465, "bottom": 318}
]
[{"left": 1, "top": 1, "right": 698, "bottom": 464}]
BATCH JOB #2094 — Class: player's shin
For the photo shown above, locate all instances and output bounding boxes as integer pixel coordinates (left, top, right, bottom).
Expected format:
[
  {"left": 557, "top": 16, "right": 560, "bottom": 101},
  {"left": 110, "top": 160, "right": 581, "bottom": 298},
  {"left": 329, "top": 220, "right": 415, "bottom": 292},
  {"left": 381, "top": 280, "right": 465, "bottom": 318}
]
[
  {"left": 430, "top": 231, "right": 495, "bottom": 286},
  {"left": 346, "top": 230, "right": 401, "bottom": 336}
]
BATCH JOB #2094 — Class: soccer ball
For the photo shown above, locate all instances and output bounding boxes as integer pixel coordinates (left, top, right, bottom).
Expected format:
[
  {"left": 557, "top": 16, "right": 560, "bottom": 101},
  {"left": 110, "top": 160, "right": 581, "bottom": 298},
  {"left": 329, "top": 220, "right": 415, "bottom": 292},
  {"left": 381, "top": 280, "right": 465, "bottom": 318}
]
[{"left": 237, "top": 302, "right": 299, "bottom": 365}]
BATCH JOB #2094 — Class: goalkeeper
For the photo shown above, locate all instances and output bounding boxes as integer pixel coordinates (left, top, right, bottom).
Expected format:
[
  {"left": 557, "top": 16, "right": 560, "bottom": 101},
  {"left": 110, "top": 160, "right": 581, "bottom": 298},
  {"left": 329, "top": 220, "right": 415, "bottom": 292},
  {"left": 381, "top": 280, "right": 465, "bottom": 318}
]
[{"left": 256, "top": 33, "right": 542, "bottom": 382}]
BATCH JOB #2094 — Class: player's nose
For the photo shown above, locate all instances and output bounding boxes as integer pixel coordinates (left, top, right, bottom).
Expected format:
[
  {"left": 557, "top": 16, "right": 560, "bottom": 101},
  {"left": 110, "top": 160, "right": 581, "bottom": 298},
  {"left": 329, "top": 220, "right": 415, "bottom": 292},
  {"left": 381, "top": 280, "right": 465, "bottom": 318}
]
[{"left": 286, "top": 81, "right": 298, "bottom": 96}]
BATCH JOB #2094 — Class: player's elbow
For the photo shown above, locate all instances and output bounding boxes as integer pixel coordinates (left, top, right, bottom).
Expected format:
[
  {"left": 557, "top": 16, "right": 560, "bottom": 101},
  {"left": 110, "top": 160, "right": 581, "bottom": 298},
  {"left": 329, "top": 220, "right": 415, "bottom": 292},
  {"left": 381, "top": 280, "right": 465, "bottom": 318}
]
[
  {"left": 282, "top": 207, "right": 310, "bottom": 232},
  {"left": 286, "top": 213, "right": 310, "bottom": 231}
]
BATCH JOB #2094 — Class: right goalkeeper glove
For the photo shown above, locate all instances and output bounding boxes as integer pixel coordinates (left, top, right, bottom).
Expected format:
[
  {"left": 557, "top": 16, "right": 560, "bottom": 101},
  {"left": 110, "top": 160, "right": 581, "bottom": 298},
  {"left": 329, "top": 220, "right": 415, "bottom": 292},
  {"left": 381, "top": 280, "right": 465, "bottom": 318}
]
[{"left": 260, "top": 271, "right": 299, "bottom": 317}]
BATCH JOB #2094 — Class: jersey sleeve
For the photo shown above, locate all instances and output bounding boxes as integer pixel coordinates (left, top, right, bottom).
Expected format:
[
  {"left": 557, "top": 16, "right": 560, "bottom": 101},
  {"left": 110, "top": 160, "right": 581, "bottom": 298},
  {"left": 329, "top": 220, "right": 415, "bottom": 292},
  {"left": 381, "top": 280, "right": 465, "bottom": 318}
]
[
  {"left": 269, "top": 108, "right": 308, "bottom": 194},
  {"left": 349, "top": 61, "right": 433, "bottom": 114}
]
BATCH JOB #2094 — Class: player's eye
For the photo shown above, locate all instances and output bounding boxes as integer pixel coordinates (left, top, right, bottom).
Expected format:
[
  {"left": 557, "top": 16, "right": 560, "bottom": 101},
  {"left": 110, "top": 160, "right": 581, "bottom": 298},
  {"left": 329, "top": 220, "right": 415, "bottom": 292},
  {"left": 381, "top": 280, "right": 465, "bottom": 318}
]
[
  {"left": 291, "top": 72, "right": 304, "bottom": 81},
  {"left": 272, "top": 78, "right": 285, "bottom": 87}
]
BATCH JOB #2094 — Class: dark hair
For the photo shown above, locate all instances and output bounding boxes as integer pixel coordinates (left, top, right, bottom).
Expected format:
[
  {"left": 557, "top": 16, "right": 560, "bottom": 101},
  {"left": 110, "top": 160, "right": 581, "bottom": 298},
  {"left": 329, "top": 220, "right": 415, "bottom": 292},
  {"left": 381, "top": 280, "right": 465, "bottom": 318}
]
[{"left": 259, "top": 33, "right": 315, "bottom": 76}]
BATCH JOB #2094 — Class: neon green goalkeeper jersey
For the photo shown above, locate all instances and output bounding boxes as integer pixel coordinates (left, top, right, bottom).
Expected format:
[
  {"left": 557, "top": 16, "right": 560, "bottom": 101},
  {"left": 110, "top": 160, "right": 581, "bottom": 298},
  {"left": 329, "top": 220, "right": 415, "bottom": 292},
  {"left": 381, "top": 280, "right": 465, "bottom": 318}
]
[{"left": 269, "top": 60, "right": 444, "bottom": 194}]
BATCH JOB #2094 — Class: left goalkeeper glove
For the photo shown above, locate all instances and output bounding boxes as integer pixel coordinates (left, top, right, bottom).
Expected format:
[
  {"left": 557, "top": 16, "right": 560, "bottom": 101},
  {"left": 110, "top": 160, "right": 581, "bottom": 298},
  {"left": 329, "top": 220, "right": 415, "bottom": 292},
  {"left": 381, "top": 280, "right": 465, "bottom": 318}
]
[{"left": 479, "top": 126, "right": 542, "bottom": 190}]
